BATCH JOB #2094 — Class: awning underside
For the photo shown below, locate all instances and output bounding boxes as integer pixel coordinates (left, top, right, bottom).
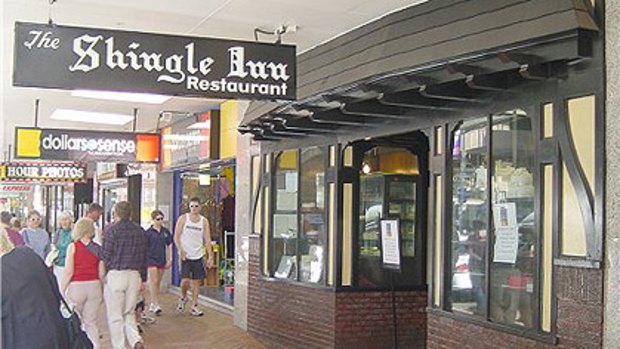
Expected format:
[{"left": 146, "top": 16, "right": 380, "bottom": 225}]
[
  {"left": 239, "top": 0, "right": 599, "bottom": 141},
  {"left": 240, "top": 30, "right": 594, "bottom": 141}
]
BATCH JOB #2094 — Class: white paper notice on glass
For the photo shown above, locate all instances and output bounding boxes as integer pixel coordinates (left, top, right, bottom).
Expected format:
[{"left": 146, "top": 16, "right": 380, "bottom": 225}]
[
  {"left": 381, "top": 219, "right": 401, "bottom": 271},
  {"left": 493, "top": 226, "right": 519, "bottom": 263},
  {"left": 285, "top": 172, "right": 298, "bottom": 192},
  {"left": 492, "top": 202, "right": 517, "bottom": 228}
]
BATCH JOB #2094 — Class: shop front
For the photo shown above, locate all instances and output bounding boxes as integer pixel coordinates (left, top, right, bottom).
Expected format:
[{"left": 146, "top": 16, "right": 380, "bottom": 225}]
[
  {"left": 0, "top": 161, "right": 85, "bottom": 232},
  {"left": 96, "top": 163, "right": 158, "bottom": 228},
  {"left": 240, "top": 1, "right": 604, "bottom": 348},
  {"left": 161, "top": 106, "right": 239, "bottom": 308}
]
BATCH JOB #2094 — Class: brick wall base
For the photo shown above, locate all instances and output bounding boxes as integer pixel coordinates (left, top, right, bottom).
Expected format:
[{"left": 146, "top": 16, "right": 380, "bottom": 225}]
[
  {"left": 335, "top": 291, "right": 427, "bottom": 349},
  {"left": 247, "top": 237, "right": 428, "bottom": 349}
]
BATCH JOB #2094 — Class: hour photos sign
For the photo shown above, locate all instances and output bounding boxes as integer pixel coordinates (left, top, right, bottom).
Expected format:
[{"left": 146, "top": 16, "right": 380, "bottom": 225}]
[{"left": 13, "top": 22, "right": 296, "bottom": 100}]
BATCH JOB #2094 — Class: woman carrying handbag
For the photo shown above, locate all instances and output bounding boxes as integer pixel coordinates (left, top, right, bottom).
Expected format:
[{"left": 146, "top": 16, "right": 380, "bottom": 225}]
[{"left": 61, "top": 218, "right": 104, "bottom": 349}]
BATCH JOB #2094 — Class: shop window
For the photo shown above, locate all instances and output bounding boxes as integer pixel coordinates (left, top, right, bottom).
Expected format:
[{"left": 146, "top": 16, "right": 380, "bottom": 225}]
[
  {"left": 450, "top": 117, "right": 489, "bottom": 315},
  {"left": 489, "top": 110, "right": 536, "bottom": 328},
  {"left": 357, "top": 146, "right": 420, "bottom": 288},
  {"left": 270, "top": 147, "right": 327, "bottom": 284},
  {"left": 272, "top": 150, "right": 298, "bottom": 280},
  {"left": 449, "top": 110, "right": 538, "bottom": 330},
  {"left": 299, "top": 147, "right": 326, "bottom": 283}
]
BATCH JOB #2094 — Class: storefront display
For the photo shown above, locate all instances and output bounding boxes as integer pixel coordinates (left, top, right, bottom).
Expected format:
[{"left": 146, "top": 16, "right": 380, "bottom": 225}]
[{"left": 240, "top": 1, "right": 603, "bottom": 348}]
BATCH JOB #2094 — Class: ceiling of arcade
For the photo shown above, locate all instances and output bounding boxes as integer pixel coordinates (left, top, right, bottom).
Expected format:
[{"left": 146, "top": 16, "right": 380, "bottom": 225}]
[{"left": 0, "top": 0, "right": 429, "bottom": 157}]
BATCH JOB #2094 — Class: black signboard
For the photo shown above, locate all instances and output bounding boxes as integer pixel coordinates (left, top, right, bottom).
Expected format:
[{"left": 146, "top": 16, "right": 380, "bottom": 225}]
[
  {"left": 0, "top": 162, "right": 87, "bottom": 183},
  {"left": 14, "top": 127, "right": 160, "bottom": 163},
  {"left": 13, "top": 22, "right": 296, "bottom": 101}
]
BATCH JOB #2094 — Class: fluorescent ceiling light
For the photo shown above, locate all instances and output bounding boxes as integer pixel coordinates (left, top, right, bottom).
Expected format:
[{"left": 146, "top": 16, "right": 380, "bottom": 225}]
[
  {"left": 51, "top": 109, "right": 134, "bottom": 125},
  {"left": 71, "top": 90, "right": 171, "bottom": 104},
  {"left": 187, "top": 121, "right": 211, "bottom": 129}
]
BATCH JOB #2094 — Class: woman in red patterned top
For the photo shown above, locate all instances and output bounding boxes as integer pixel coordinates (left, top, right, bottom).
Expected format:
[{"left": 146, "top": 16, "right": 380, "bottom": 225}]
[{"left": 61, "top": 218, "right": 105, "bottom": 349}]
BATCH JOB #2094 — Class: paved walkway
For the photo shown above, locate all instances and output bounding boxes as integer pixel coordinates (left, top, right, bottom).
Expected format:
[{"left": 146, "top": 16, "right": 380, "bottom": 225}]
[{"left": 138, "top": 293, "right": 265, "bottom": 349}]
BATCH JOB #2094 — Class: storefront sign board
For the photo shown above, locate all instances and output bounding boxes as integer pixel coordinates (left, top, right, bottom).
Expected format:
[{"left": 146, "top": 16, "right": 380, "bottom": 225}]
[
  {"left": 15, "top": 127, "right": 160, "bottom": 163},
  {"left": 0, "top": 162, "right": 87, "bottom": 183},
  {"left": 14, "top": 22, "right": 296, "bottom": 101},
  {"left": 381, "top": 219, "right": 402, "bottom": 271}
]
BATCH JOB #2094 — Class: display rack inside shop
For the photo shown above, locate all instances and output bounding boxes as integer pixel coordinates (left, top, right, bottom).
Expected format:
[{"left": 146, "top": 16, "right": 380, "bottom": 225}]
[{"left": 359, "top": 174, "right": 417, "bottom": 258}]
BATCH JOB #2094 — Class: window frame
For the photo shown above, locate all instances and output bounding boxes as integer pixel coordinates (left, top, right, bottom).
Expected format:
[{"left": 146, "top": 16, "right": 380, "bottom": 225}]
[
  {"left": 265, "top": 147, "right": 330, "bottom": 286},
  {"left": 442, "top": 106, "right": 548, "bottom": 336}
]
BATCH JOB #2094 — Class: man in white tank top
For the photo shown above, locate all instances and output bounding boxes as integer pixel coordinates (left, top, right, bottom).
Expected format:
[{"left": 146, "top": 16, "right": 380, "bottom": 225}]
[{"left": 173, "top": 197, "right": 214, "bottom": 316}]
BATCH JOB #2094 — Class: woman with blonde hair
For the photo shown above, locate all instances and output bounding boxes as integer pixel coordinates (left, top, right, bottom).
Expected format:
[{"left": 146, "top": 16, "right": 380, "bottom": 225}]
[
  {"left": 52, "top": 210, "right": 74, "bottom": 286},
  {"left": 61, "top": 217, "right": 104, "bottom": 349}
]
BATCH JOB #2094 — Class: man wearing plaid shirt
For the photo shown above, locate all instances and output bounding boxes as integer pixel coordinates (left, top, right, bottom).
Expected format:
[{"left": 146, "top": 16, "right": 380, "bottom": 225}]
[{"left": 102, "top": 201, "right": 147, "bottom": 349}]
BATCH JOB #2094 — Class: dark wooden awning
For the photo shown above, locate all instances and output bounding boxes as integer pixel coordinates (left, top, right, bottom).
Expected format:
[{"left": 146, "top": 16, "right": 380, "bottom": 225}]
[{"left": 240, "top": 0, "right": 598, "bottom": 141}]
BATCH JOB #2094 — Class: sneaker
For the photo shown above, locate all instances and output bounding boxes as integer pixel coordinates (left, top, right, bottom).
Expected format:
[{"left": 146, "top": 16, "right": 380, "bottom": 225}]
[
  {"left": 149, "top": 303, "right": 162, "bottom": 315},
  {"left": 176, "top": 297, "right": 189, "bottom": 313},
  {"left": 140, "top": 312, "right": 156, "bottom": 324},
  {"left": 190, "top": 304, "right": 204, "bottom": 317}
]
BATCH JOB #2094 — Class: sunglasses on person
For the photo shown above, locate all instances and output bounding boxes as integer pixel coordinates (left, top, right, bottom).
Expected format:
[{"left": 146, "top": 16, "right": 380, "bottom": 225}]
[
  {"left": 155, "top": 217, "right": 164, "bottom": 221},
  {"left": 190, "top": 204, "right": 200, "bottom": 208}
]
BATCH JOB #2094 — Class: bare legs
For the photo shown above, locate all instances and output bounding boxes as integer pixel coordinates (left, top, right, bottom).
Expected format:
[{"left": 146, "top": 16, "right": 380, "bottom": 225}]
[{"left": 147, "top": 267, "right": 163, "bottom": 307}]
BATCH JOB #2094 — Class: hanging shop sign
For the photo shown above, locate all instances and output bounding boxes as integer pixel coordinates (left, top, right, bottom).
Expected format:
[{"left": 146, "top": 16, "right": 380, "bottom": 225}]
[
  {"left": 13, "top": 22, "right": 296, "bottom": 101},
  {"left": 14, "top": 127, "right": 160, "bottom": 163},
  {"left": 161, "top": 111, "right": 212, "bottom": 169},
  {"left": 0, "top": 162, "right": 87, "bottom": 183}
]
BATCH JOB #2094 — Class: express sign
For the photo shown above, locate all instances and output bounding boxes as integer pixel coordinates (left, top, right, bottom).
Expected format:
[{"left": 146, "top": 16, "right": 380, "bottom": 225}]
[
  {"left": 13, "top": 22, "right": 296, "bottom": 100},
  {"left": 0, "top": 162, "right": 87, "bottom": 183},
  {"left": 15, "top": 127, "right": 160, "bottom": 163}
]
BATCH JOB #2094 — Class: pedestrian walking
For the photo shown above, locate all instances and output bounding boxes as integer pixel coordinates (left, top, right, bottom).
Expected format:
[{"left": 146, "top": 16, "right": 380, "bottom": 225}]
[
  {"left": 146, "top": 210, "right": 172, "bottom": 315},
  {"left": 86, "top": 203, "right": 104, "bottom": 245},
  {"left": 10, "top": 217, "right": 22, "bottom": 231},
  {"left": 21, "top": 210, "right": 51, "bottom": 260},
  {"left": 0, "top": 211, "right": 24, "bottom": 247},
  {"left": 102, "top": 201, "right": 147, "bottom": 349},
  {"left": 1, "top": 228, "right": 69, "bottom": 349},
  {"left": 61, "top": 217, "right": 104, "bottom": 349},
  {"left": 174, "top": 197, "right": 214, "bottom": 317},
  {"left": 52, "top": 210, "right": 74, "bottom": 288}
]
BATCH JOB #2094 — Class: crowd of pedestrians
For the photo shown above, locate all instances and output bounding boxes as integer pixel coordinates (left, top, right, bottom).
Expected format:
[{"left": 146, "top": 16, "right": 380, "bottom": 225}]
[{"left": 0, "top": 198, "right": 214, "bottom": 349}]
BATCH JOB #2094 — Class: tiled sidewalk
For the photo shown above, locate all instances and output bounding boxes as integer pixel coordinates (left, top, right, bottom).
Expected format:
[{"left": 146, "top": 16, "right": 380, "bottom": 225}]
[{"left": 136, "top": 293, "right": 265, "bottom": 349}]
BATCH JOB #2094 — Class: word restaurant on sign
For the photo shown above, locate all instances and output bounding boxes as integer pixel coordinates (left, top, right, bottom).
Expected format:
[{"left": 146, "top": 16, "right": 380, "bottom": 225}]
[{"left": 24, "top": 30, "right": 291, "bottom": 97}]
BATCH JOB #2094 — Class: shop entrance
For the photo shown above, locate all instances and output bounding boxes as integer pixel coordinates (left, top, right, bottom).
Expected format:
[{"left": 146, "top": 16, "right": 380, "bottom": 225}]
[
  {"left": 353, "top": 130, "right": 429, "bottom": 289},
  {"left": 100, "top": 174, "right": 142, "bottom": 227},
  {"left": 173, "top": 162, "right": 236, "bottom": 306}
]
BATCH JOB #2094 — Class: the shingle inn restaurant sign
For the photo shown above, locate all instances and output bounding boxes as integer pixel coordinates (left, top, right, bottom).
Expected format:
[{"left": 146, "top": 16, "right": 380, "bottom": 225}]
[
  {"left": 0, "top": 162, "right": 87, "bottom": 183},
  {"left": 13, "top": 22, "right": 296, "bottom": 100}
]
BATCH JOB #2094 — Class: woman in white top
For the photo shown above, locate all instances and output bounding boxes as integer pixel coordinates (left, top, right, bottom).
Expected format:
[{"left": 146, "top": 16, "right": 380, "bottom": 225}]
[{"left": 173, "top": 197, "right": 214, "bottom": 317}]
